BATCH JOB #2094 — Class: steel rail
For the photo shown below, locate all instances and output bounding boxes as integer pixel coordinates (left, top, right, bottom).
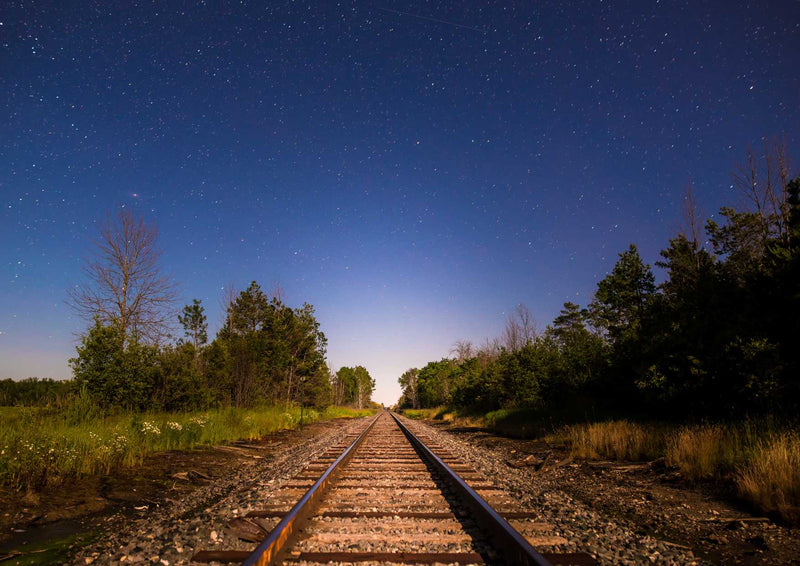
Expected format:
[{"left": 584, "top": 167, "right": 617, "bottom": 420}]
[
  {"left": 241, "top": 412, "right": 382, "bottom": 566},
  {"left": 390, "top": 412, "right": 553, "bottom": 566}
]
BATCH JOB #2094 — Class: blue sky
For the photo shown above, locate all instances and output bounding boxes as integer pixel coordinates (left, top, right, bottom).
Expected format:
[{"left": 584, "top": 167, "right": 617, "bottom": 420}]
[{"left": 2, "top": 1, "right": 799, "bottom": 404}]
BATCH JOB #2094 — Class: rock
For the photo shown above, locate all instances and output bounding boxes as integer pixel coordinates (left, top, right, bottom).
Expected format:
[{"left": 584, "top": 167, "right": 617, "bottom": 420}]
[
  {"left": 706, "top": 533, "right": 728, "bottom": 545},
  {"left": 747, "top": 534, "right": 770, "bottom": 550}
]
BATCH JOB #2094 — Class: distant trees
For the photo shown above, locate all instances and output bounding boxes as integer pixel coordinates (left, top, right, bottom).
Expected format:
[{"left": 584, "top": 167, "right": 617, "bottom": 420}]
[
  {"left": 400, "top": 144, "right": 800, "bottom": 420},
  {"left": 0, "top": 378, "right": 71, "bottom": 406},
  {"left": 67, "top": 210, "right": 178, "bottom": 345},
  {"left": 398, "top": 368, "right": 420, "bottom": 409},
  {"left": 332, "top": 366, "right": 375, "bottom": 409},
  {"left": 66, "top": 212, "right": 366, "bottom": 413}
]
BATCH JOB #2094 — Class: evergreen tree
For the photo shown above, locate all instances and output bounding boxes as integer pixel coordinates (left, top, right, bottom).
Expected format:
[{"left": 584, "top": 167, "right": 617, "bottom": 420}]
[{"left": 178, "top": 299, "right": 208, "bottom": 350}]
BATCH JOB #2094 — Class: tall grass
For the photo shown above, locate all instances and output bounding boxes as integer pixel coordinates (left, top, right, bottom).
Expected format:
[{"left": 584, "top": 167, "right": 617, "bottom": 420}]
[
  {"left": 736, "top": 432, "right": 800, "bottom": 523},
  {"left": 664, "top": 423, "right": 761, "bottom": 479},
  {"left": 402, "top": 407, "right": 446, "bottom": 420},
  {"left": 568, "top": 420, "right": 666, "bottom": 461},
  {"left": 0, "top": 404, "right": 372, "bottom": 492},
  {"left": 560, "top": 419, "right": 800, "bottom": 523}
]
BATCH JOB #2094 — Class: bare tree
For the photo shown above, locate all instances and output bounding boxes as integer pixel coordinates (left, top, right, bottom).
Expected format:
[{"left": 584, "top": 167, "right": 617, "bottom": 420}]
[
  {"left": 475, "top": 337, "right": 501, "bottom": 368},
  {"left": 268, "top": 280, "right": 286, "bottom": 304},
  {"left": 218, "top": 281, "right": 238, "bottom": 335},
  {"left": 68, "top": 209, "right": 178, "bottom": 344},
  {"left": 502, "top": 303, "right": 538, "bottom": 352},
  {"left": 681, "top": 183, "right": 704, "bottom": 247},
  {"left": 451, "top": 340, "right": 474, "bottom": 362},
  {"left": 733, "top": 137, "right": 792, "bottom": 245}
]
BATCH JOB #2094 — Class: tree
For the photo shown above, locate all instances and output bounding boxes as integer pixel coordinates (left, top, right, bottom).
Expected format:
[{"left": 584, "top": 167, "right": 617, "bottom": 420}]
[
  {"left": 68, "top": 210, "right": 177, "bottom": 344},
  {"left": 546, "top": 302, "right": 606, "bottom": 389},
  {"left": 335, "top": 366, "right": 375, "bottom": 408},
  {"left": 178, "top": 299, "right": 208, "bottom": 349},
  {"left": 451, "top": 340, "right": 474, "bottom": 362},
  {"left": 69, "top": 319, "right": 160, "bottom": 410},
  {"left": 353, "top": 366, "right": 375, "bottom": 409},
  {"left": 587, "top": 244, "right": 657, "bottom": 408},
  {"left": 222, "top": 281, "right": 270, "bottom": 337},
  {"left": 502, "top": 303, "right": 538, "bottom": 352},
  {"left": 399, "top": 368, "right": 420, "bottom": 409},
  {"left": 212, "top": 281, "right": 329, "bottom": 407},
  {"left": 589, "top": 244, "right": 656, "bottom": 343}
]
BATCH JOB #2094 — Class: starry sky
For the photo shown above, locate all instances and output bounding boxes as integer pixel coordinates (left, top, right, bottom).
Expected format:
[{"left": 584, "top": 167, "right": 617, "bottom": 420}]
[{"left": 2, "top": 1, "right": 799, "bottom": 404}]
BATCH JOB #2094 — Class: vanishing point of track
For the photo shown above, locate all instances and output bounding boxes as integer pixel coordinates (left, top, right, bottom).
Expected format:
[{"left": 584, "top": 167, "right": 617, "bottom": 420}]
[{"left": 191, "top": 411, "right": 595, "bottom": 565}]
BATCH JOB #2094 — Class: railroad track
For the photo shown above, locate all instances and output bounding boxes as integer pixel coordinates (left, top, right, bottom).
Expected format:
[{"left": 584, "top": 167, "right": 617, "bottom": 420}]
[{"left": 192, "top": 411, "right": 595, "bottom": 565}]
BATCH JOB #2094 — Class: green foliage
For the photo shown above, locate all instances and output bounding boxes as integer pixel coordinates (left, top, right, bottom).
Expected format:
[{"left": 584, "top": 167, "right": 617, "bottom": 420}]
[
  {"left": 0, "top": 377, "right": 71, "bottom": 406},
  {"left": 333, "top": 365, "right": 375, "bottom": 408},
  {"left": 69, "top": 319, "right": 161, "bottom": 410},
  {"left": 402, "top": 171, "right": 800, "bottom": 421},
  {"left": 213, "top": 282, "right": 329, "bottom": 408},
  {"left": 178, "top": 298, "right": 208, "bottom": 349},
  {"left": 66, "top": 279, "right": 344, "bottom": 414},
  {"left": 589, "top": 244, "right": 656, "bottom": 343}
]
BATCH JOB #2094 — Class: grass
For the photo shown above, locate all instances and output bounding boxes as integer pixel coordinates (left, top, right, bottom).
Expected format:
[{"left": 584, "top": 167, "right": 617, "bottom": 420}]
[
  {"left": 0, "top": 404, "right": 373, "bottom": 492},
  {"left": 568, "top": 420, "right": 667, "bottom": 461},
  {"left": 561, "top": 418, "right": 800, "bottom": 523},
  {"left": 401, "top": 406, "right": 486, "bottom": 428},
  {"left": 400, "top": 406, "right": 800, "bottom": 523},
  {"left": 735, "top": 432, "right": 800, "bottom": 523},
  {"left": 401, "top": 407, "right": 445, "bottom": 420}
]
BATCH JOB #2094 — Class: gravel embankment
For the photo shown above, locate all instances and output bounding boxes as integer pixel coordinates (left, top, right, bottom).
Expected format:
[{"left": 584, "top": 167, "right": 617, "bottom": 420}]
[
  {"left": 75, "top": 414, "right": 703, "bottom": 565},
  {"left": 72, "top": 417, "right": 369, "bottom": 565},
  {"left": 399, "top": 415, "right": 703, "bottom": 566}
]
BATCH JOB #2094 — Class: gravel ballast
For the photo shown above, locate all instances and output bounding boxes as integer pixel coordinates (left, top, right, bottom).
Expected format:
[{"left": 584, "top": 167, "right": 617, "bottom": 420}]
[{"left": 73, "top": 413, "right": 712, "bottom": 565}]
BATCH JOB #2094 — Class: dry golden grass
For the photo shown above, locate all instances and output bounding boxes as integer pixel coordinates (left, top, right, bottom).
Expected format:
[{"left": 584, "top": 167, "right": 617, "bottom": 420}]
[
  {"left": 568, "top": 420, "right": 666, "bottom": 461},
  {"left": 665, "top": 424, "right": 739, "bottom": 480},
  {"left": 736, "top": 433, "right": 800, "bottom": 523}
]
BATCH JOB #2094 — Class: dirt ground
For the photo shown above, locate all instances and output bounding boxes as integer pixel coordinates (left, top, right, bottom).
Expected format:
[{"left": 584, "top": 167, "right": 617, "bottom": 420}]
[{"left": 429, "top": 421, "right": 800, "bottom": 566}]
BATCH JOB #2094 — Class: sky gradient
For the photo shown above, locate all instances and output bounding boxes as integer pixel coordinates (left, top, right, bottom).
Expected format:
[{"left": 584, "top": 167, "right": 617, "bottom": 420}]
[{"left": 2, "top": 1, "right": 799, "bottom": 404}]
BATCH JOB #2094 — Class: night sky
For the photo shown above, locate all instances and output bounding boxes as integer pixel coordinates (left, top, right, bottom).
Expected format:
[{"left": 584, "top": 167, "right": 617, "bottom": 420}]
[{"left": 2, "top": 2, "right": 799, "bottom": 404}]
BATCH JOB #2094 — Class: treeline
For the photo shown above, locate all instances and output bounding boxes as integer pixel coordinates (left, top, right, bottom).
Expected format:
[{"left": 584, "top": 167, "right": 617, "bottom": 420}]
[
  {"left": 0, "top": 378, "right": 72, "bottom": 406},
  {"left": 399, "top": 144, "right": 800, "bottom": 420},
  {"left": 67, "top": 281, "right": 375, "bottom": 412},
  {"left": 51, "top": 209, "right": 378, "bottom": 413}
]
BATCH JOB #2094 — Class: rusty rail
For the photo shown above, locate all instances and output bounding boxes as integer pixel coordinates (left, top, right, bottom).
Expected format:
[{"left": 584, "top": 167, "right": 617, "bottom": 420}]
[
  {"left": 390, "top": 412, "right": 553, "bottom": 566},
  {"left": 195, "top": 411, "right": 595, "bottom": 565},
  {"left": 240, "top": 412, "right": 381, "bottom": 566}
]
